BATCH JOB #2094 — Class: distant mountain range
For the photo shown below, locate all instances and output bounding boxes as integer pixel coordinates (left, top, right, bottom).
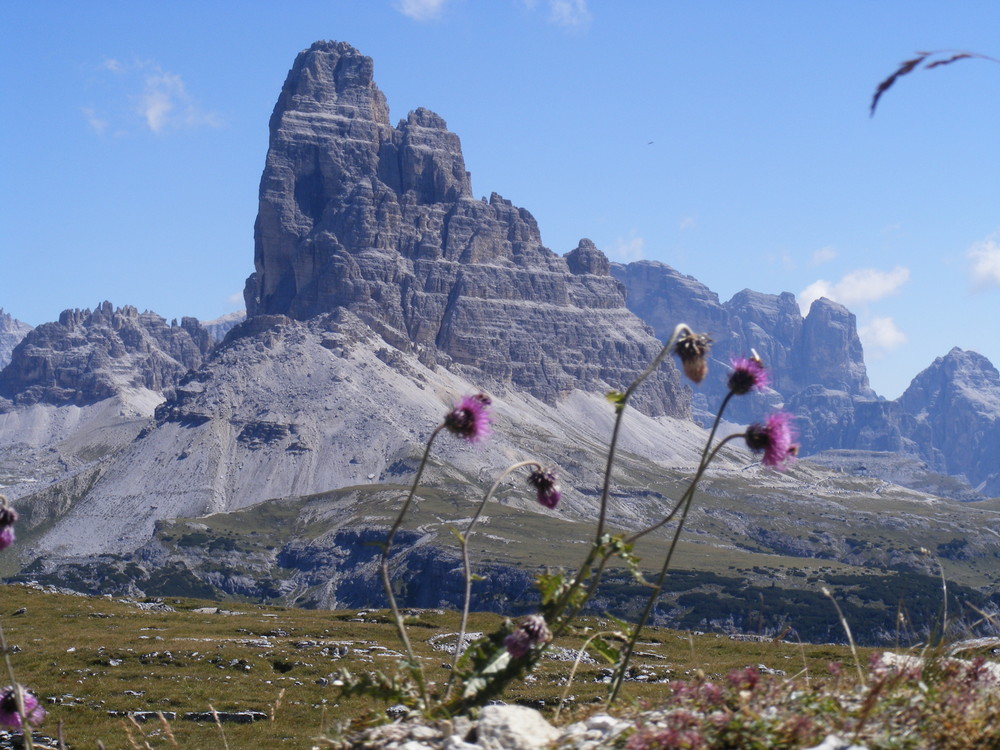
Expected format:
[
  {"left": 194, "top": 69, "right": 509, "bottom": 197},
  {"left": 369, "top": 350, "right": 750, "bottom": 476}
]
[{"left": 1, "top": 42, "right": 998, "bottom": 638}]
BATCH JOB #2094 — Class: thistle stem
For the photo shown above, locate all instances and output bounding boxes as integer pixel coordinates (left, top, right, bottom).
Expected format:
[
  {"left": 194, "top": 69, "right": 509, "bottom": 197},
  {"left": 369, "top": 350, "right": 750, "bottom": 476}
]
[
  {"left": 550, "top": 324, "right": 693, "bottom": 639},
  {"left": 626, "top": 392, "right": 735, "bottom": 546},
  {"left": 0, "top": 622, "right": 32, "bottom": 750},
  {"left": 595, "top": 324, "right": 692, "bottom": 542},
  {"left": 379, "top": 423, "right": 444, "bottom": 706},
  {"left": 607, "top": 426, "right": 741, "bottom": 704},
  {"left": 446, "top": 459, "right": 541, "bottom": 697}
]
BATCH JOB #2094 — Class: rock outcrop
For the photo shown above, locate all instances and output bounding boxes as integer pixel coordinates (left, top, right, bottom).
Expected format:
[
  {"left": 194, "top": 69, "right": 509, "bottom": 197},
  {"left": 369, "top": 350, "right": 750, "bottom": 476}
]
[
  {"left": 0, "top": 309, "right": 32, "bottom": 371},
  {"left": 0, "top": 302, "right": 212, "bottom": 407},
  {"left": 613, "top": 259, "right": 1000, "bottom": 497},
  {"left": 201, "top": 311, "right": 247, "bottom": 344},
  {"left": 897, "top": 348, "right": 1000, "bottom": 495},
  {"left": 243, "top": 41, "right": 686, "bottom": 418},
  {"left": 612, "top": 260, "right": 876, "bottom": 431}
]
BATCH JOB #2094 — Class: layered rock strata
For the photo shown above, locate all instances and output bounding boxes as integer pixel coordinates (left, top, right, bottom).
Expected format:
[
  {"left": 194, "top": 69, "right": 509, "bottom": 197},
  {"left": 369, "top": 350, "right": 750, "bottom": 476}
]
[
  {"left": 613, "top": 259, "right": 1000, "bottom": 496},
  {"left": 0, "top": 309, "right": 32, "bottom": 371},
  {"left": 243, "top": 41, "right": 686, "bottom": 418},
  {"left": 0, "top": 302, "right": 212, "bottom": 407}
]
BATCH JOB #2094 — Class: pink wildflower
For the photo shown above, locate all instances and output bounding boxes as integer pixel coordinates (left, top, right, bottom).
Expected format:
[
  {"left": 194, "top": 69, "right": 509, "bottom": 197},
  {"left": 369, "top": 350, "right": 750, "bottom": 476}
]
[
  {"left": 0, "top": 686, "right": 45, "bottom": 729},
  {"left": 727, "top": 356, "right": 768, "bottom": 395},
  {"left": 504, "top": 615, "right": 552, "bottom": 659},
  {"left": 443, "top": 393, "right": 492, "bottom": 443},
  {"left": 744, "top": 411, "right": 798, "bottom": 469},
  {"left": 0, "top": 499, "right": 16, "bottom": 551},
  {"left": 527, "top": 468, "right": 560, "bottom": 509}
]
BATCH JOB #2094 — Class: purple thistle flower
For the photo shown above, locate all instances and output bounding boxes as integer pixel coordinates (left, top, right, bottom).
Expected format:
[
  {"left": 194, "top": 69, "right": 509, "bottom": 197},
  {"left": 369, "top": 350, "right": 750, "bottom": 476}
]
[
  {"left": 673, "top": 331, "right": 712, "bottom": 384},
  {"left": 0, "top": 500, "right": 16, "bottom": 552},
  {"left": 727, "top": 356, "right": 768, "bottom": 395},
  {"left": 504, "top": 629, "right": 532, "bottom": 660},
  {"left": 527, "top": 467, "right": 560, "bottom": 509},
  {"left": 744, "top": 411, "right": 798, "bottom": 469},
  {"left": 504, "top": 614, "right": 552, "bottom": 659},
  {"left": 443, "top": 393, "right": 492, "bottom": 443},
  {"left": 0, "top": 686, "right": 45, "bottom": 729}
]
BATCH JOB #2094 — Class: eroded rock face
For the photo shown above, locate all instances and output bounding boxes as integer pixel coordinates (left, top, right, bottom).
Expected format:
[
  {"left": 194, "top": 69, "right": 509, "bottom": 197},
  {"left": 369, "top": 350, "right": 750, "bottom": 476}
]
[
  {"left": 0, "top": 309, "right": 32, "bottom": 371},
  {"left": 613, "top": 259, "right": 1000, "bottom": 496},
  {"left": 612, "top": 260, "right": 876, "bottom": 430},
  {"left": 0, "top": 302, "right": 212, "bottom": 406},
  {"left": 898, "top": 348, "right": 1000, "bottom": 495},
  {"left": 244, "top": 41, "right": 686, "bottom": 417}
]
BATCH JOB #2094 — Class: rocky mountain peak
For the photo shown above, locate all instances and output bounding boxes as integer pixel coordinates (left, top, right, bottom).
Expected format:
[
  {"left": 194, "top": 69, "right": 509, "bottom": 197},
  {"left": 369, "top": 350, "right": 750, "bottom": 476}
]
[
  {"left": 896, "top": 347, "right": 1000, "bottom": 495},
  {"left": 900, "top": 347, "right": 1000, "bottom": 419},
  {"left": 243, "top": 41, "right": 687, "bottom": 417},
  {"left": 271, "top": 40, "right": 389, "bottom": 127},
  {"left": 0, "top": 302, "right": 212, "bottom": 407},
  {"left": 565, "top": 239, "right": 611, "bottom": 276},
  {"left": 798, "top": 297, "right": 873, "bottom": 396},
  {"left": 394, "top": 107, "right": 472, "bottom": 202},
  {"left": 0, "top": 309, "right": 32, "bottom": 371}
]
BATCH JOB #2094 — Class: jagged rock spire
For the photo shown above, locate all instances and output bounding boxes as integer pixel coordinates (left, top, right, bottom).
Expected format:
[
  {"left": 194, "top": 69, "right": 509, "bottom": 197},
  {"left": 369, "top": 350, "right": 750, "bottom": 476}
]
[{"left": 244, "top": 41, "right": 687, "bottom": 417}]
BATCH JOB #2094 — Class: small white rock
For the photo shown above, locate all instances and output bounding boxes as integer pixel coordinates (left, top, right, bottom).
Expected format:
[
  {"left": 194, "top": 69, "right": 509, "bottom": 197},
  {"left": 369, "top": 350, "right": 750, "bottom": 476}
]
[{"left": 475, "top": 705, "right": 560, "bottom": 750}]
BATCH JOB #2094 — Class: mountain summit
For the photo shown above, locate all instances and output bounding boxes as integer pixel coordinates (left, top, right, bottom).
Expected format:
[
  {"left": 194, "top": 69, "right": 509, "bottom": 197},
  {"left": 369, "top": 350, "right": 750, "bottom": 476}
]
[{"left": 243, "top": 41, "right": 685, "bottom": 417}]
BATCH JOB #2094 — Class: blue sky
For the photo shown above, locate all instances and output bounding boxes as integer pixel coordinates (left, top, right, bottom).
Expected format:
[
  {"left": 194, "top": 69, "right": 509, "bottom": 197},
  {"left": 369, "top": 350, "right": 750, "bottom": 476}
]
[{"left": 2, "top": 1, "right": 999, "bottom": 399}]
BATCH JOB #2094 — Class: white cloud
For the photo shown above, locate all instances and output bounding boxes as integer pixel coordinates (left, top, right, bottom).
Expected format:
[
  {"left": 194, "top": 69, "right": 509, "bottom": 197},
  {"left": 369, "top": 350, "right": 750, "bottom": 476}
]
[
  {"left": 810, "top": 245, "right": 837, "bottom": 266},
  {"left": 797, "top": 280, "right": 832, "bottom": 313},
  {"left": 227, "top": 291, "right": 245, "bottom": 307},
  {"left": 678, "top": 216, "right": 696, "bottom": 230},
  {"left": 85, "top": 58, "right": 221, "bottom": 136},
  {"left": 859, "top": 316, "right": 907, "bottom": 354},
  {"left": 139, "top": 73, "right": 178, "bottom": 132},
  {"left": 82, "top": 107, "right": 108, "bottom": 135},
  {"left": 967, "top": 237, "right": 1000, "bottom": 289},
  {"left": 396, "top": 0, "right": 447, "bottom": 20},
  {"left": 609, "top": 234, "right": 644, "bottom": 262},
  {"left": 798, "top": 266, "right": 909, "bottom": 313},
  {"left": 138, "top": 70, "right": 222, "bottom": 133},
  {"left": 836, "top": 266, "right": 910, "bottom": 305},
  {"left": 549, "top": 0, "right": 591, "bottom": 28}
]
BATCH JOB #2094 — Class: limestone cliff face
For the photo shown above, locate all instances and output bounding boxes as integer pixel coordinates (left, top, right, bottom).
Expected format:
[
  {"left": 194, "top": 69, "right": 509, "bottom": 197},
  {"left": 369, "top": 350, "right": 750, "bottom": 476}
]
[
  {"left": 898, "top": 348, "right": 1000, "bottom": 495},
  {"left": 0, "top": 309, "right": 32, "bottom": 371},
  {"left": 0, "top": 302, "right": 212, "bottom": 407},
  {"left": 612, "top": 260, "right": 875, "bottom": 433},
  {"left": 244, "top": 41, "right": 687, "bottom": 417},
  {"left": 613, "top": 259, "right": 1000, "bottom": 496}
]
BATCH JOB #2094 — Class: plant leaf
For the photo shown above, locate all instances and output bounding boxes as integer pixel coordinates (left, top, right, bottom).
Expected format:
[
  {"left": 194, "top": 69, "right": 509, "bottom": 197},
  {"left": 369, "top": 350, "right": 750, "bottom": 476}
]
[
  {"left": 605, "top": 390, "right": 627, "bottom": 413},
  {"left": 589, "top": 636, "right": 620, "bottom": 665}
]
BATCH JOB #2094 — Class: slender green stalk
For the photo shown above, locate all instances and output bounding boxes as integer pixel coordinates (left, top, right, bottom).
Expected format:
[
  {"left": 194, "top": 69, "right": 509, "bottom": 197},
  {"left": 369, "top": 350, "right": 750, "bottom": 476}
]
[
  {"left": 548, "top": 325, "right": 694, "bottom": 636},
  {"left": 554, "top": 629, "right": 626, "bottom": 721},
  {"left": 0, "top": 621, "right": 32, "bottom": 750},
  {"left": 625, "top": 391, "right": 735, "bottom": 546},
  {"left": 379, "top": 423, "right": 445, "bottom": 705},
  {"left": 822, "top": 586, "right": 866, "bottom": 684},
  {"left": 595, "top": 323, "right": 692, "bottom": 542},
  {"left": 447, "top": 459, "right": 541, "bottom": 696},
  {"left": 608, "top": 432, "right": 742, "bottom": 704}
]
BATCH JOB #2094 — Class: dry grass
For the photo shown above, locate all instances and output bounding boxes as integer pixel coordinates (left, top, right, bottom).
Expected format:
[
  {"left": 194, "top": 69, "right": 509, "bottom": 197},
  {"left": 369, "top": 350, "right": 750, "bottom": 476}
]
[{"left": 0, "top": 584, "right": 866, "bottom": 747}]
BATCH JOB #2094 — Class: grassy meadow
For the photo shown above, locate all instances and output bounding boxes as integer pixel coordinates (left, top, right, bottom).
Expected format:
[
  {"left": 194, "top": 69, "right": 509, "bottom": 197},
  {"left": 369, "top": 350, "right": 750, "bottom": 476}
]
[{"left": 0, "top": 584, "right": 868, "bottom": 748}]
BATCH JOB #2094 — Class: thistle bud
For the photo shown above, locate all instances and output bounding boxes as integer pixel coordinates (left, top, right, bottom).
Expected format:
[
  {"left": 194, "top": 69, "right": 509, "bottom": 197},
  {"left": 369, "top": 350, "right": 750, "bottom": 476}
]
[{"left": 673, "top": 332, "right": 712, "bottom": 384}]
